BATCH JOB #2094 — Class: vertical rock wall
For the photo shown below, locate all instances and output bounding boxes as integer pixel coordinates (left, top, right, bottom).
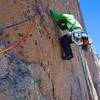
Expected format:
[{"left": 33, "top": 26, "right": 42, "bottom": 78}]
[{"left": 0, "top": 0, "right": 100, "bottom": 100}]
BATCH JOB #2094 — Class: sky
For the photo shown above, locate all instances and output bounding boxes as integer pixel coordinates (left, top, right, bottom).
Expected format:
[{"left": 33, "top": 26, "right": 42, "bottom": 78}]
[{"left": 80, "top": 0, "right": 100, "bottom": 56}]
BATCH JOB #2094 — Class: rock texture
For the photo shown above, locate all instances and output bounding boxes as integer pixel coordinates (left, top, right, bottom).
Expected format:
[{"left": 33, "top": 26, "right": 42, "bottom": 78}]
[{"left": 0, "top": 0, "right": 100, "bottom": 100}]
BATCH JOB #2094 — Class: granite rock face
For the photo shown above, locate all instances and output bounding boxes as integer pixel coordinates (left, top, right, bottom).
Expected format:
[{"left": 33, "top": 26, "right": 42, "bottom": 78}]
[{"left": 0, "top": 0, "right": 100, "bottom": 100}]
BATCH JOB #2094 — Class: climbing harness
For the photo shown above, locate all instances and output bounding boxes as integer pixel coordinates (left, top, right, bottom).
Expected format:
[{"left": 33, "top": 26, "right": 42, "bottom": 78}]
[{"left": 71, "top": 29, "right": 83, "bottom": 45}]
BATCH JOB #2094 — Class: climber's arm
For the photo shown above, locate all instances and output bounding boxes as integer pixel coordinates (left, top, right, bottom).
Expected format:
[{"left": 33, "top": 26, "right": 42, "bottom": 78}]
[{"left": 50, "top": 9, "right": 66, "bottom": 21}]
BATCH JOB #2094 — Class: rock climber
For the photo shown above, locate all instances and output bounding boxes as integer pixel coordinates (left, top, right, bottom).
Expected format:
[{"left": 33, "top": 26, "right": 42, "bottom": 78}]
[{"left": 50, "top": 9, "right": 92, "bottom": 60}]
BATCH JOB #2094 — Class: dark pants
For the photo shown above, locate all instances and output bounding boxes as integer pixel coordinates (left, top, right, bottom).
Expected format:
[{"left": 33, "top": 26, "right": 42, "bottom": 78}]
[{"left": 59, "top": 34, "right": 73, "bottom": 58}]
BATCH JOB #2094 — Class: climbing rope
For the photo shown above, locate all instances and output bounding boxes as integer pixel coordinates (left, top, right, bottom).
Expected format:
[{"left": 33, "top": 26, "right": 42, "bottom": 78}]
[
  {"left": 35, "top": 0, "right": 58, "bottom": 49},
  {"left": 0, "top": 13, "right": 37, "bottom": 55},
  {"left": 0, "top": 16, "right": 33, "bottom": 31}
]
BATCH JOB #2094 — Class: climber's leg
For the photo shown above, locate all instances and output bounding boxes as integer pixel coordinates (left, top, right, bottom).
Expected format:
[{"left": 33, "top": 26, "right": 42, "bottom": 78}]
[{"left": 59, "top": 34, "right": 73, "bottom": 60}]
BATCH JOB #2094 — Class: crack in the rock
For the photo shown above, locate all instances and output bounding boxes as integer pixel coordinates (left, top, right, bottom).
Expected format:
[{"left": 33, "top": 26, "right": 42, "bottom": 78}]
[
  {"left": 77, "top": 47, "right": 98, "bottom": 100},
  {"left": 31, "top": 79, "right": 45, "bottom": 100},
  {"left": 40, "top": 63, "right": 57, "bottom": 100},
  {"left": 77, "top": 48, "right": 93, "bottom": 100},
  {"left": 70, "top": 85, "right": 72, "bottom": 100},
  {"left": 27, "top": 61, "right": 57, "bottom": 100},
  {"left": 51, "top": 79, "right": 57, "bottom": 100}
]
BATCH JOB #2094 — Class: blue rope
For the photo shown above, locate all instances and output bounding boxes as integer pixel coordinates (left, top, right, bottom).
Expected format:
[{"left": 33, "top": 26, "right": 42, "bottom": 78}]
[{"left": 0, "top": 15, "right": 34, "bottom": 31}]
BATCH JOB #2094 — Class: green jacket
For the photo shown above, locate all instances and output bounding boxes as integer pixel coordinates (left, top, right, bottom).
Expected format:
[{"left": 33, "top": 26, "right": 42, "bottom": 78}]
[{"left": 50, "top": 9, "right": 83, "bottom": 31}]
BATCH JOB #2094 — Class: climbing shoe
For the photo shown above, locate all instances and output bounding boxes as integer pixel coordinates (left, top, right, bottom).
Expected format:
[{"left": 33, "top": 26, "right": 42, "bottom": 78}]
[
  {"left": 62, "top": 55, "right": 73, "bottom": 60},
  {"left": 66, "top": 55, "right": 73, "bottom": 60}
]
